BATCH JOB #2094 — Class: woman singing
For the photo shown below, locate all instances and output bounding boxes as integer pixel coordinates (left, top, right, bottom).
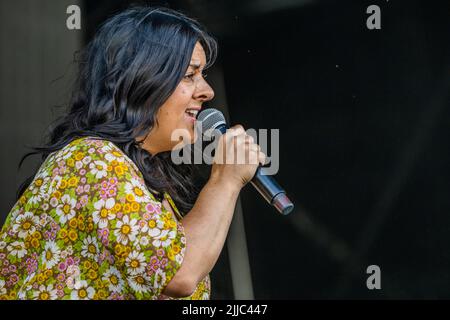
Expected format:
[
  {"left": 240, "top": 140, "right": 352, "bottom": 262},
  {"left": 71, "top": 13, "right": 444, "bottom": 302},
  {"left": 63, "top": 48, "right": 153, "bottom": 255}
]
[{"left": 0, "top": 6, "right": 265, "bottom": 300}]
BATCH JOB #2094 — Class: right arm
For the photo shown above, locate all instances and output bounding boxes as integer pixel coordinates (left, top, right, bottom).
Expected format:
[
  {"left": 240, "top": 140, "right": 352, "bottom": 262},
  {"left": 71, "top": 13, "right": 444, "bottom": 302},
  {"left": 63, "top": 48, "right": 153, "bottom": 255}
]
[{"left": 163, "top": 125, "right": 266, "bottom": 297}]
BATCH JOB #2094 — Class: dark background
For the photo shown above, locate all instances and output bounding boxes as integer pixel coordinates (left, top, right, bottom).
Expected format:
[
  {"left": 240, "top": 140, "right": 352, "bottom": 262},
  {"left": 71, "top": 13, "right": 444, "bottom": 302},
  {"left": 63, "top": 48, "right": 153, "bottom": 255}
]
[{"left": 1, "top": 0, "right": 449, "bottom": 299}]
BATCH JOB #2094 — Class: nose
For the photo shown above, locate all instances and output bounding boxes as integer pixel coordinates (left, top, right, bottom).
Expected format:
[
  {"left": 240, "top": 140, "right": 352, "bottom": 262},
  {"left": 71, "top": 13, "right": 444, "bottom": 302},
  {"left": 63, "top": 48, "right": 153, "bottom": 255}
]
[{"left": 193, "top": 77, "right": 215, "bottom": 102}]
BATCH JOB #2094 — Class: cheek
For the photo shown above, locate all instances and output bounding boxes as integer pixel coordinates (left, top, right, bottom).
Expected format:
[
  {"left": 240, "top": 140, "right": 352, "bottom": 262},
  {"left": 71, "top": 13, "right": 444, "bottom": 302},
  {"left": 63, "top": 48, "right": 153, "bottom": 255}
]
[
  {"left": 157, "top": 84, "right": 194, "bottom": 127},
  {"left": 175, "top": 82, "right": 194, "bottom": 102},
  {"left": 172, "top": 88, "right": 193, "bottom": 116}
]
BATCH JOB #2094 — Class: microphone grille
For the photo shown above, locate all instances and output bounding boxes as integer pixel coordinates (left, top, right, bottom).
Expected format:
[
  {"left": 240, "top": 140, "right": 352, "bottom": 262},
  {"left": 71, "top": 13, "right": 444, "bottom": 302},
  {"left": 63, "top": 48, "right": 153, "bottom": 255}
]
[{"left": 197, "top": 108, "right": 226, "bottom": 132}]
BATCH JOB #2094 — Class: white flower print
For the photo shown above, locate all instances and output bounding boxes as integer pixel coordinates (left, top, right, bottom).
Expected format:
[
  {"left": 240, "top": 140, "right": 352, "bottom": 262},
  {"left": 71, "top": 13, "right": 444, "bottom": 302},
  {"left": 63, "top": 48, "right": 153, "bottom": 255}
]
[
  {"left": 152, "top": 229, "right": 176, "bottom": 248},
  {"left": 12, "top": 211, "right": 39, "bottom": 239},
  {"left": 63, "top": 145, "right": 77, "bottom": 158},
  {"left": 80, "top": 235, "right": 100, "bottom": 259},
  {"left": 55, "top": 194, "right": 77, "bottom": 224},
  {"left": 34, "top": 167, "right": 50, "bottom": 180},
  {"left": 28, "top": 192, "right": 43, "bottom": 206},
  {"left": 0, "top": 279, "right": 6, "bottom": 296},
  {"left": 66, "top": 265, "right": 81, "bottom": 278},
  {"left": 50, "top": 198, "right": 58, "bottom": 208},
  {"left": 9, "top": 207, "right": 21, "bottom": 222},
  {"left": 70, "top": 280, "right": 95, "bottom": 300},
  {"left": 102, "top": 266, "right": 124, "bottom": 293},
  {"left": 66, "top": 276, "right": 77, "bottom": 290},
  {"left": 60, "top": 245, "right": 73, "bottom": 259},
  {"left": 142, "top": 218, "right": 164, "bottom": 236},
  {"left": 140, "top": 236, "right": 149, "bottom": 246},
  {"left": 89, "top": 160, "right": 108, "bottom": 179},
  {"left": 18, "top": 289, "right": 27, "bottom": 300},
  {"left": 39, "top": 213, "right": 48, "bottom": 223},
  {"left": 125, "top": 251, "right": 147, "bottom": 275},
  {"left": 92, "top": 198, "right": 116, "bottom": 228},
  {"left": 127, "top": 274, "right": 152, "bottom": 294},
  {"left": 101, "top": 144, "right": 114, "bottom": 153},
  {"left": 32, "top": 284, "right": 58, "bottom": 300},
  {"left": 153, "top": 269, "right": 167, "bottom": 290},
  {"left": 114, "top": 215, "right": 139, "bottom": 245},
  {"left": 82, "top": 155, "right": 92, "bottom": 165},
  {"left": 7, "top": 241, "right": 27, "bottom": 258},
  {"left": 42, "top": 241, "right": 61, "bottom": 269},
  {"left": 28, "top": 181, "right": 48, "bottom": 205},
  {"left": 66, "top": 245, "right": 73, "bottom": 256},
  {"left": 104, "top": 152, "right": 124, "bottom": 163},
  {"left": 75, "top": 161, "right": 83, "bottom": 170},
  {"left": 124, "top": 178, "right": 151, "bottom": 203}
]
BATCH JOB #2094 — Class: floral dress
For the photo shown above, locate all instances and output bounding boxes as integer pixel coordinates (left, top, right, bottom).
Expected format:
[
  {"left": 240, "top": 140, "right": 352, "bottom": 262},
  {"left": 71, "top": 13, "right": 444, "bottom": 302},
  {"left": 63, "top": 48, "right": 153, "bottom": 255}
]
[{"left": 0, "top": 136, "right": 210, "bottom": 300}]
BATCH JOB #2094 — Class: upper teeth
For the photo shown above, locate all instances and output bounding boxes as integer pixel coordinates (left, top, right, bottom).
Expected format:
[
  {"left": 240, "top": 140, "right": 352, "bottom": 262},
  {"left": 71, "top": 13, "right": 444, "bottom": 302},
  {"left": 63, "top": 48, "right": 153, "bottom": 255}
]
[{"left": 186, "top": 110, "right": 198, "bottom": 116}]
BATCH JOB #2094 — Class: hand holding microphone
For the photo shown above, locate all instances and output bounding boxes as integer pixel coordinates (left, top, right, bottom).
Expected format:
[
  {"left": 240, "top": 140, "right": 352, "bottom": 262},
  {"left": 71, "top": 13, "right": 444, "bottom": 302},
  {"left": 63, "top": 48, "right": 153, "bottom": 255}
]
[
  {"left": 210, "top": 124, "right": 266, "bottom": 188},
  {"left": 198, "top": 109, "right": 294, "bottom": 215}
]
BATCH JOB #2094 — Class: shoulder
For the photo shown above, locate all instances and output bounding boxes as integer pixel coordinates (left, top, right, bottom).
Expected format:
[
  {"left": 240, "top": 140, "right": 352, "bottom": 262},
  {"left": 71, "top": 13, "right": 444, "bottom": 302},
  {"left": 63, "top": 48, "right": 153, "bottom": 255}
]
[
  {"left": 33, "top": 136, "right": 151, "bottom": 200},
  {"left": 64, "top": 136, "right": 132, "bottom": 163},
  {"left": 32, "top": 136, "right": 162, "bottom": 215},
  {"left": 44, "top": 136, "right": 141, "bottom": 177}
]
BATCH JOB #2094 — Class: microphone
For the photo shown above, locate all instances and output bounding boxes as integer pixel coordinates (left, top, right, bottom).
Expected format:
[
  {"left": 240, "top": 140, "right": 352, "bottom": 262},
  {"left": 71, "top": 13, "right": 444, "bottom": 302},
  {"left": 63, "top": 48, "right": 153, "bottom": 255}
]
[{"left": 197, "top": 108, "right": 294, "bottom": 215}]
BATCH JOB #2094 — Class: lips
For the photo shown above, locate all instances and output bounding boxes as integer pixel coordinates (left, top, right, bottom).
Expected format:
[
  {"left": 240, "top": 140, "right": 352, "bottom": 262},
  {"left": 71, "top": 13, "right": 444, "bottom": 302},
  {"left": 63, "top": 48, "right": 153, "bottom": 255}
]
[
  {"left": 185, "top": 107, "right": 201, "bottom": 119},
  {"left": 185, "top": 109, "right": 199, "bottom": 118}
]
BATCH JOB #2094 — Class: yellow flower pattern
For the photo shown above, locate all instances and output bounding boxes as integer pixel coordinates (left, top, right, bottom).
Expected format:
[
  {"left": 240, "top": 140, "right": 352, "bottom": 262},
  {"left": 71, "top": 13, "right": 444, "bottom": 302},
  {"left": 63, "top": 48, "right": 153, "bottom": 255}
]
[{"left": 0, "top": 137, "right": 210, "bottom": 300}]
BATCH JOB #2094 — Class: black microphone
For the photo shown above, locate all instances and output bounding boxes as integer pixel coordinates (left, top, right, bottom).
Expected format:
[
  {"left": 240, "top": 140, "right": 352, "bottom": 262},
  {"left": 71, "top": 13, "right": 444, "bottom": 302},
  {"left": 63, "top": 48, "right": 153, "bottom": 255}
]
[{"left": 197, "top": 108, "right": 294, "bottom": 215}]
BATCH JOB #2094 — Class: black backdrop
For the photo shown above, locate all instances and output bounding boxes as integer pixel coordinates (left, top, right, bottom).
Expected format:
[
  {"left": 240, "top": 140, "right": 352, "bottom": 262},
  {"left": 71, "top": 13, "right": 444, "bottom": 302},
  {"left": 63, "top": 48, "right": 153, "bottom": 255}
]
[{"left": 218, "top": 0, "right": 450, "bottom": 298}]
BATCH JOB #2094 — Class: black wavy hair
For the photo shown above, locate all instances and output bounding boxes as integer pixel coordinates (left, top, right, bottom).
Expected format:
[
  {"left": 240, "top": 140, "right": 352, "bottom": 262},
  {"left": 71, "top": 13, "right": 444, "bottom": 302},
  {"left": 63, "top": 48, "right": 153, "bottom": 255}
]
[{"left": 17, "top": 6, "right": 217, "bottom": 215}]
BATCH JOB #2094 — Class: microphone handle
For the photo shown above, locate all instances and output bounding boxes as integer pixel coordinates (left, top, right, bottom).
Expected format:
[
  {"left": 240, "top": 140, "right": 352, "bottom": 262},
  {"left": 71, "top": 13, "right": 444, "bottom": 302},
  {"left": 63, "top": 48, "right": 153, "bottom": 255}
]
[{"left": 250, "top": 167, "right": 294, "bottom": 215}]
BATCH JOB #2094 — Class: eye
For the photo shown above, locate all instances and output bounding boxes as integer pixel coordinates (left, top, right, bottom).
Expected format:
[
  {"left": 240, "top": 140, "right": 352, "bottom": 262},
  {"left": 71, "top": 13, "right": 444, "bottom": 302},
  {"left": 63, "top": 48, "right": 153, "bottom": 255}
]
[
  {"left": 183, "top": 71, "right": 208, "bottom": 82},
  {"left": 183, "top": 73, "right": 195, "bottom": 81}
]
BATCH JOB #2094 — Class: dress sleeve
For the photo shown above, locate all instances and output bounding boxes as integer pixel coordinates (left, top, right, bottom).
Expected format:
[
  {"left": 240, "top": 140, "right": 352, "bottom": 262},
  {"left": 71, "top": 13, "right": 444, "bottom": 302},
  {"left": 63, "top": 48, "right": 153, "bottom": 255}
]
[{"left": 82, "top": 139, "right": 187, "bottom": 299}]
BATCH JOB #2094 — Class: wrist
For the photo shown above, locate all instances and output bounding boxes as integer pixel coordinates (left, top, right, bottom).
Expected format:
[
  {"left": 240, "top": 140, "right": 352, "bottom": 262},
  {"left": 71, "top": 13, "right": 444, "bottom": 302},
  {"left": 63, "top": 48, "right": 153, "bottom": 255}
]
[{"left": 208, "top": 172, "right": 242, "bottom": 195}]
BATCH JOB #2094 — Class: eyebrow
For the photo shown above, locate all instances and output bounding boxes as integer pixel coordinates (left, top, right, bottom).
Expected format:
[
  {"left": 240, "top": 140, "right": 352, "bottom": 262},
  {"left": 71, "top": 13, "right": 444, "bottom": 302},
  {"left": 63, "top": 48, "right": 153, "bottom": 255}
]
[{"left": 189, "top": 63, "right": 202, "bottom": 69}]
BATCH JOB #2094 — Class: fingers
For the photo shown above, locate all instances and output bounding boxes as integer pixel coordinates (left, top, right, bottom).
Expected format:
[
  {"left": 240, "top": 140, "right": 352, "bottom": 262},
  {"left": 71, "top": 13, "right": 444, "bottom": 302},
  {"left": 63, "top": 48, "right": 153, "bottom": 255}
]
[
  {"left": 246, "top": 144, "right": 266, "bottom": 166},
  {"left": 229, "top": 124, "right": 245, "bottom": 135},
  {"left": 222, "top": 125, "right": 244, "bottom": 151},
  {"left": 258, "top": 150, "right": 267, "bottom": 166},
  {"left": 219, "top": 124, "right": 267, "bottom": 165},
  {"left": 244, "top": 135, "right": 255, "bottom": 145}
]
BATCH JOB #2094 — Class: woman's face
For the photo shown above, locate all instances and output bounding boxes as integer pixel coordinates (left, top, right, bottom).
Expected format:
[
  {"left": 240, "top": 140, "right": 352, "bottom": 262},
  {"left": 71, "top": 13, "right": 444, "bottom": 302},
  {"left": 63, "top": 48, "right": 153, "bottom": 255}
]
[{"left": 140, "top": 42, "right": 215, "bottom": 154}]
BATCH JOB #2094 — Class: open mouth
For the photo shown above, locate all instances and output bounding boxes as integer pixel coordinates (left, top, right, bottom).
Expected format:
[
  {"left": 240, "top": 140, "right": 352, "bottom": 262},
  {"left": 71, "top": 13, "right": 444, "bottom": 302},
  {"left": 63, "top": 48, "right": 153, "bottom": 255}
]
[{"left": 185, "top": 109, "right": 199, "bottom": 118}]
